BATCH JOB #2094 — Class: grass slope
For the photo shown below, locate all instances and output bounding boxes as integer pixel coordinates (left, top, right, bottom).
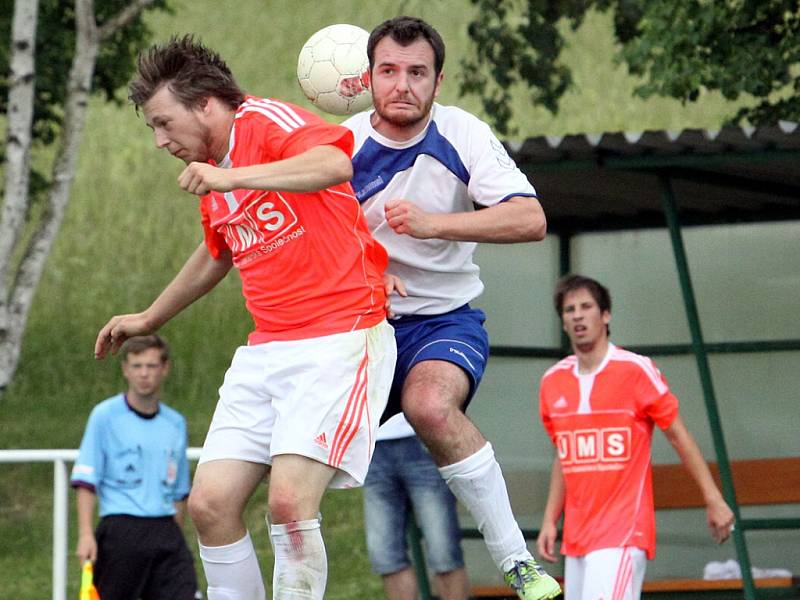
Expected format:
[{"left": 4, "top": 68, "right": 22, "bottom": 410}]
[{"left": 0, "top": 1, "right": 744, "bottom": 597}]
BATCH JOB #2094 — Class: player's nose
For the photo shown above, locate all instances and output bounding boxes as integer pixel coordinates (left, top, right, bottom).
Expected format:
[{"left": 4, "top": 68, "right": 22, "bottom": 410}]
[
  {"left": 154, "top": 129, "right": 170, "bottom": 149},
  {"left": 394, "top": 72, "right": 410, "bottom": 92}
]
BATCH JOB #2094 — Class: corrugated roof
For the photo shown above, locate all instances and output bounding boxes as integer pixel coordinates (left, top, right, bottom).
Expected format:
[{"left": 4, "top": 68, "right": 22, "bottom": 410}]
[{"left": 504, "top": 122, "right": 800, "bottom": 232}]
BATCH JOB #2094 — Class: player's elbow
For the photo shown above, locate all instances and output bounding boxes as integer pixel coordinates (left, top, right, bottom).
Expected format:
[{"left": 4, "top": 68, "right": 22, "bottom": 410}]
[
  {"left": 506, "top": 196, "right": 546, "bottom": 241},
  {"left": 527, "top": 211, "right": 547, "bottom": 241},
  {"left": 522, "top": 203, "right": 547, "bottom": 241},
  {"left": 324, "top": 146, "right": 353, "bottom": 185},
  {"left": 337, "top": 155, "right": 353, "bottom": 183}
]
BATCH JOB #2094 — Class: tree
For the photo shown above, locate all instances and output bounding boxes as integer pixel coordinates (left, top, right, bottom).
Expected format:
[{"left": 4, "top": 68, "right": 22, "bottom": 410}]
[
  {"left": 460, "top": 0, "right": 800, "bottom": 135},
  {"left": 0, "top": 0, "right": 169, "bottom": 397}
]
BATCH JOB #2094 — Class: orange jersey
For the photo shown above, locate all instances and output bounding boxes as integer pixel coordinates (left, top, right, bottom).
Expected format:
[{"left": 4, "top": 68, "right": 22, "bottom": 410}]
[
  {"left": 539, "top": 344, "right": 679, "bottom": 559},
  {"left": 200, "top": 97, "right": 388, "bottom": 343}
]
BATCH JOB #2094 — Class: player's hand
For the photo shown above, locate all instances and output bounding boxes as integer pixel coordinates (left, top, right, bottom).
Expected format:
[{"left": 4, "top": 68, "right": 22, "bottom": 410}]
[
  {"left": 536, "top": 521, "right": 560, "bottom": 563},
  {"left": 76, "top": 532, "right": 97, "bottom": 564},
  {"left": 383, "top": 274, "right": 407, "bottom": 318},
  {"left": 384, "top": 199, "right": 439, "bottom": 239},
  {"left": 178, "top": 162, "right": 233, "bottom": 196},
  {"left": 707, "top": 497, "right": 735, "bottom": 544},
  {"left": 95, "top": 312, "right": 153, "bottom": 359}
]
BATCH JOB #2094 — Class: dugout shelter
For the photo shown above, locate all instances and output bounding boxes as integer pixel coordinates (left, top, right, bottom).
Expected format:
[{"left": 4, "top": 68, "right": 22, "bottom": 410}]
[{"left": 412, "top": 121, "right": 800, "bottom": 600}]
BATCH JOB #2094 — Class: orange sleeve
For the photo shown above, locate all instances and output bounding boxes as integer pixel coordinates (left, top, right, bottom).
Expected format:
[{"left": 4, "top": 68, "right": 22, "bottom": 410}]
[
  {"left": 539, "top": 378, "right": 557, "bottom": 443},
  {"left": 636, "top": 360, "right": 679, "bottom": 429},
  {"left": 235, "top": 104, "right": 354, "bottom": 163},
  {"left": 199, "top": 198, "right": 228, "bottom": 258}
]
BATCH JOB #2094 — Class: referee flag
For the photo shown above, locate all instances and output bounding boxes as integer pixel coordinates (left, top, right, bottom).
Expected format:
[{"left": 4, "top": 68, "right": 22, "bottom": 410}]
[{"left": 79, "top": 561, "right": 100, "bottom": 600}]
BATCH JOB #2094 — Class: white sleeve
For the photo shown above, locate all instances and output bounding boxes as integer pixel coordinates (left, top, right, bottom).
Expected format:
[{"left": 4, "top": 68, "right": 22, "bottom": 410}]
[
  {"left": 341, "top": 111, "right": 369, "bottom": 153},
  {"left": 466, "top": 119, "right": 537, "bottom": 207}
]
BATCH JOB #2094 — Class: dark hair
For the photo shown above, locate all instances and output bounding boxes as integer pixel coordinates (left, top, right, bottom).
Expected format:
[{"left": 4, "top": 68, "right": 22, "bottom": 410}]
[
  {"left": 554, "top": 274, "right": 612, "bottom": 335},
  {"left": 120, "top": 335, "right": 170, "bottom": 363},
  {"left": 367, "top": 16, "right": 445, "bottom": 77},
  {"left": 129, "top": 34, "right": 244, "bottom": 111}
]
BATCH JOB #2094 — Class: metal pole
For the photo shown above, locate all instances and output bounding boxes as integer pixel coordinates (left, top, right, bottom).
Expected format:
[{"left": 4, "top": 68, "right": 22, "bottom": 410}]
[
  {"left": 53, "top": 459, "right": 68, "bottom": 600},
  {"left": 559, "top": 231, "right": 572, "bottom": 352},
  {"left": 658, "top": 175, "right": 757, "bottom": 600},
  {"left": 408, "top": 512, "right": 433, "bottom": 599}
]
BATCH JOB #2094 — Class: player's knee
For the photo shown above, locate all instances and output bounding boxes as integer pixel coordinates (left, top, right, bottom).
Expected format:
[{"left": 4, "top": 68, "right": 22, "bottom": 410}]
[
  {"left": 188, "top": 486, "right": 228, "bottom": 532},
  {"left": 268, "top": 486, "right": 303, "bottom": 524},
  {"left": 404, "top": 396, "right": 452, "bottom": 437}
]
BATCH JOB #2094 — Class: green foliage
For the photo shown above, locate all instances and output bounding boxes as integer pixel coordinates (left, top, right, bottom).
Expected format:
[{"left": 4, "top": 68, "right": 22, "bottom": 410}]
[
  {"left": 461, "top": 0, "right": 800, "bottom": 134},
  {"left": 0, "top": 0, "right": 171, "bottom": 146},
  {"left": 0, "top": 1, "right": 747, "bottom": 597}
]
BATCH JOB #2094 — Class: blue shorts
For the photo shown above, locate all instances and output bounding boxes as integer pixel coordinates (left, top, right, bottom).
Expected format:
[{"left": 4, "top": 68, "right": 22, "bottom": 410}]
[
  {"left": 363, "top": 435, "right": 465, "bottom": 575},
  {"left": 382, "top": 304, "right": 490, "bottom": 423}
]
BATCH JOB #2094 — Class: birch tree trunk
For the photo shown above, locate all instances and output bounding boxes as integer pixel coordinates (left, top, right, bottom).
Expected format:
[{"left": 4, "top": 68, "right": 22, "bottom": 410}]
[
  {"left": 0, "top": 0, "right": 158, "bottom": 398},
  {"left": 0, "top": 0, "right": 40, "bottom": 399}
]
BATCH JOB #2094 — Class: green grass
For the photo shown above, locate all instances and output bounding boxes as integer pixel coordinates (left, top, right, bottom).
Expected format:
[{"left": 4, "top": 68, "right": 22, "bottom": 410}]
[{"left": 0, "top": 1, "right": 745, "bottom": 597}]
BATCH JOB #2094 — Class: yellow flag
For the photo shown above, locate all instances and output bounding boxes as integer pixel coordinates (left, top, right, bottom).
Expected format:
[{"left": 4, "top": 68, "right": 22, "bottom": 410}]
[{"left": 79, "top": 561, "right": 101, "bottom": 600}]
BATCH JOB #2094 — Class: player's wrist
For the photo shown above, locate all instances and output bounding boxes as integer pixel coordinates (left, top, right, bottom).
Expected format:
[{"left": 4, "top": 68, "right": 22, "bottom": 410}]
[
  {"left": 140, "top": 309, "right": 165, "bottom": 332},
  {"left": 426, "top": 213, "right": 446, "bottom": 239}
]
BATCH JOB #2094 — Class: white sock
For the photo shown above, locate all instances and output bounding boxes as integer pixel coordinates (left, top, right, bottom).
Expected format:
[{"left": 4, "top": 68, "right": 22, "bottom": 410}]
[
  {"left": 439, "top": 442, "right": 532, "bottom": 573},
  {"left": 270, "top": 518, "right": 328, "bottom": 600},
  {"left": 199, "top": 531, "right": 266, "bottom": 600}
]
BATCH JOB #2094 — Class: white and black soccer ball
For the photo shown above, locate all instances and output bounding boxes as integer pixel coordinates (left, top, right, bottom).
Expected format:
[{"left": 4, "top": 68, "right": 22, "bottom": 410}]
[{"left": 297, "top": 24, "right": 372, "bottom": 116}]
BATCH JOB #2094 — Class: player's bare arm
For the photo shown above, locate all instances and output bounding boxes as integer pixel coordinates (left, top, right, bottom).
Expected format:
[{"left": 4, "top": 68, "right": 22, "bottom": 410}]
[
  {"left": 536, "top": 456, "right": 566, "bottom": 563},
  {"left": 173, "top": 499, "right": 187, "bottom": 528},
  {"left": 75, "top": 487, "right": 98, "bottom": 563},
  {"left": 663, "top": 415, "right": 735, "bottom": 543},
  {"left": 95, "top": 244, "right": 232, "bottom": 358},
  {"left": 384, "top": 195, "right": 546, "bottom": 242},
  {"left": 178, "top": 145, "right": 353, "bottom": 196}
]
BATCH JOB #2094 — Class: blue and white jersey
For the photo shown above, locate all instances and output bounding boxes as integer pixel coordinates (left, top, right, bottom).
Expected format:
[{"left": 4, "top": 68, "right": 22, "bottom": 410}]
[
  {"left": 344, "top": 103, "right": 537, "bottom": 315},
  {"left": 71, "top": 394, "right": 190, "bottom": 518}
]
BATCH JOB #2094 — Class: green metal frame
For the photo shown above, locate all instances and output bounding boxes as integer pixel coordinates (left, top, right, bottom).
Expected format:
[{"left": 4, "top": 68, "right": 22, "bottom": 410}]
[
  {"left": 407, "top": 514, "right": 434, "bottom": 599},
  {"left": 407, "top": 154, "right": 799, "bottom": 598},
  {"left": 659, "top": 174, "right": 758, "bottom": 599}
]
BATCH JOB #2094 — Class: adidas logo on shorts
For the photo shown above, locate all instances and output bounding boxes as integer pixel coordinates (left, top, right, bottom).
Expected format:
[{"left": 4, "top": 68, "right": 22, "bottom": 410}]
[{"left": 314, "top": 432, "right": 328, "bottom": 450}]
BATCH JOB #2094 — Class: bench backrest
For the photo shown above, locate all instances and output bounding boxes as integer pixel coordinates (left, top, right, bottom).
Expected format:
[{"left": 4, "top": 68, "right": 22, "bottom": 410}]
[{"left": 652, "top": 457, "right": 800, "bottom": 509}]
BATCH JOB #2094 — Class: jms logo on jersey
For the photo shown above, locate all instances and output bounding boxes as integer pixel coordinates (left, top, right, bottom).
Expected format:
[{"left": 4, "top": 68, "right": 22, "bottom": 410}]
[
  {"left": 556, "top": 427, "right": 631, "bottom": 465},
  {"left": 220, "top": 191, "right": 299, "bottom": 253}
]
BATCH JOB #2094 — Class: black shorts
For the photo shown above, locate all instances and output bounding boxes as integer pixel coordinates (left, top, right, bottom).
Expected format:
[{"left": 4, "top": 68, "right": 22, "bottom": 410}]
[{"left": 94, "top": 515, "right": 198, "bottom": 600}]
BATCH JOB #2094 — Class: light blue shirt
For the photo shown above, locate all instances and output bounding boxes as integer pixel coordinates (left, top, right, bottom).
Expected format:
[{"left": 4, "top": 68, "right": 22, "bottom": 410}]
[{"left": 71, "top": 394, "right": 190, "bottom": 518}]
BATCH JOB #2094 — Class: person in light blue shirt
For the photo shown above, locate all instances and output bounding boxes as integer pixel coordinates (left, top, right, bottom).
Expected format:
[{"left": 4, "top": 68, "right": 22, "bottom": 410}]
[{"left": 71, "top": 335, "right": 197, "bottom": 600}]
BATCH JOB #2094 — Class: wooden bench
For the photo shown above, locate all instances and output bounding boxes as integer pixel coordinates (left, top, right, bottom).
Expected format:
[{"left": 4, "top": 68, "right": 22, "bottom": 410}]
[{"left": 469, "top": 457, "right": 800, "bottom": 599}]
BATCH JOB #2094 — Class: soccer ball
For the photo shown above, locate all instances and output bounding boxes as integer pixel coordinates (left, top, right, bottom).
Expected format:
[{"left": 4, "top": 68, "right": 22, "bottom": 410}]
[{"left": 297, "top": 24, "right": 372, "bottom": 116}]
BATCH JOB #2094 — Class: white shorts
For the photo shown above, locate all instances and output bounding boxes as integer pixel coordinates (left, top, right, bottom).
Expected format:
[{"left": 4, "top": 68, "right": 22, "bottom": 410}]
[
  {"left": 199, "top": 320, "right": 396, "bottom": 488},
  {"left": 564, "top": 547, "right": 647, "bottom": 600}
]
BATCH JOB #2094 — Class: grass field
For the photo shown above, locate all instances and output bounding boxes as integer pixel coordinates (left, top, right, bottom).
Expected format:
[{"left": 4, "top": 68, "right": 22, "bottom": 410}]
[{"left": 0, "top": 1, "right": 746, "bottom": 597}]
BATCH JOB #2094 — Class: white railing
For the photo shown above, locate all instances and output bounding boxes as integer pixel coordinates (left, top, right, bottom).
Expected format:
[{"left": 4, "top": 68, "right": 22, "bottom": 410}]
[{"left": 0, "top": 448, "right": 203, "bottom": 600}]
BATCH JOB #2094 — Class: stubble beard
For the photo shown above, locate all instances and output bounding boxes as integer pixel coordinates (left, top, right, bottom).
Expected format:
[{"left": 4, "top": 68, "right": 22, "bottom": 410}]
[{"left": 374, "top": 94, "right": 434, "bottom": 130}]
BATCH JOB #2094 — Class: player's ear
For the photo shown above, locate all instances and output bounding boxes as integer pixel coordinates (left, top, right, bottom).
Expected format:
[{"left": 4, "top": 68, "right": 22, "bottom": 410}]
[
  {"left": 434, "top": 70, "right": 444, "bottom": 98},
  {"left": 120, "top": 358, "right": 131, "bottom": 379}
]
